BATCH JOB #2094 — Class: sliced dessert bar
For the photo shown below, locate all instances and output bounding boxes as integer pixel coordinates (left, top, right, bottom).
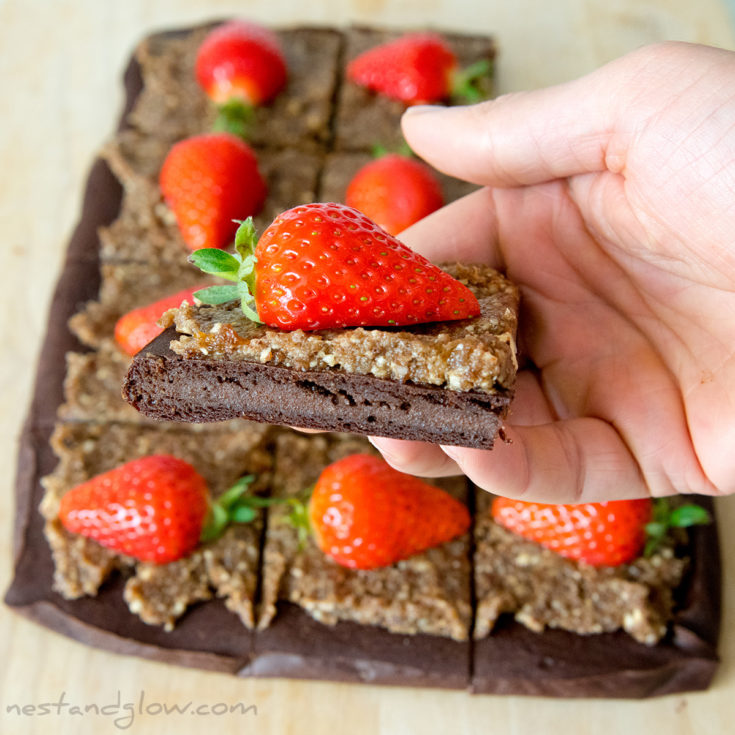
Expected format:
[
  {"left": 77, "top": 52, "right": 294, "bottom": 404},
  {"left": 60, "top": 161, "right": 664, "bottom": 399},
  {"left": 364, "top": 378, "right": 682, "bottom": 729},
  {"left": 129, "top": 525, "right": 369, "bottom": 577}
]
[
  {"left": 123, "top": 263, "right": 518, "bottom": 448},
  {"left": 250, "top": 431, "right": 472, "bottom": 688},
  {"left": 100, "top": 147, "right": 323, "bottom": 263},
  {"left": 40, "top": 421, "right": 272, "bottom": 628},
  {"left": 334, "top": 27, "right": 496, "bottom": 152}
]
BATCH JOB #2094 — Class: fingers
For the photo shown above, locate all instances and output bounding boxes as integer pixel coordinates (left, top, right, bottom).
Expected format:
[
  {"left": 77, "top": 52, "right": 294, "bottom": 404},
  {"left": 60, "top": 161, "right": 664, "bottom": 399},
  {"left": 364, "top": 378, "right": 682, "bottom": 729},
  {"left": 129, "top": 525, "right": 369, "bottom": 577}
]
[
  {"left": 441, "top": 419, "right": 651, "bottom": 503},
  {"left": 404, "top": 42, "right": 735, "bottom": 190},
  {"left": 401, "top": 80, "right": 617, "bottom": 187},
  {"left": 368, "top": 436, "right": 460, "bottom": 477},
  {"left": 401, "top": 43, "right": 695, "bottom": 187},
  {"left": 371, "top": 412, "right": 651, "bottom": 503}
]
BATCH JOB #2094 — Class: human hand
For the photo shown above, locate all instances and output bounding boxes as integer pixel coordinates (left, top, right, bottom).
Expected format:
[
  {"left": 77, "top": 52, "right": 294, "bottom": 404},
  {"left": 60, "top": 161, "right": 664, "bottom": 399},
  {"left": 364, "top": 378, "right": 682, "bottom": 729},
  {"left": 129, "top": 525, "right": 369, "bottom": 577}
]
[{"left": 370, "top": 42, "right": 735, "bottom": 502}]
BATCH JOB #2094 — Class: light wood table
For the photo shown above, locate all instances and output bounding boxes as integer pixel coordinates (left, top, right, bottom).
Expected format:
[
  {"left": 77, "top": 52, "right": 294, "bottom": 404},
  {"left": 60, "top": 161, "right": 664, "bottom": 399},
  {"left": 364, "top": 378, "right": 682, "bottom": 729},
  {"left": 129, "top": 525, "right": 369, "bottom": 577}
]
[{"left": 1, "top": 1, "right": 734, "bottom": 733}]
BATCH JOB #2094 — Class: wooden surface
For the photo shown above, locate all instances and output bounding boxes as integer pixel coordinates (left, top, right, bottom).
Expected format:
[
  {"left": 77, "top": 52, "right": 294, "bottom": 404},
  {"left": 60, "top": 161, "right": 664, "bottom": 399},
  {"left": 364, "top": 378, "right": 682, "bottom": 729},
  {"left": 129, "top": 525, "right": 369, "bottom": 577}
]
[{"left": 1, "top": 1, "right": 734, "bottom": 733}]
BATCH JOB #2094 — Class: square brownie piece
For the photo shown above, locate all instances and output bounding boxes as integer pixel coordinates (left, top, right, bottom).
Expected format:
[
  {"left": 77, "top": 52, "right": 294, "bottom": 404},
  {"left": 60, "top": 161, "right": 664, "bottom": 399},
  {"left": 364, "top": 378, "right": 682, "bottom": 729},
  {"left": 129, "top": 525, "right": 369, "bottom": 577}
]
[
  {"left": 251, "top": 431, "right": 472, "bottom": 689},
  {"left": 99, "top": 147, "right": 322, "bottom": 263},
  {"left": 40, "top": 421, "right": 272, "bottom": 629},
  {"left": 334, "top": 27, "right": 495, "bottom": 152}
]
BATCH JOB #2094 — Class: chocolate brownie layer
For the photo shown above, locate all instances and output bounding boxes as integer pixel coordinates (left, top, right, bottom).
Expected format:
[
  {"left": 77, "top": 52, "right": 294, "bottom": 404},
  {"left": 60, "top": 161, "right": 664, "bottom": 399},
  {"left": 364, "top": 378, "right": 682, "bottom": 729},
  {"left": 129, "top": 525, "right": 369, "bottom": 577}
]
[{"left": 123, "top": 326, "right": 513, "bottom": 447}]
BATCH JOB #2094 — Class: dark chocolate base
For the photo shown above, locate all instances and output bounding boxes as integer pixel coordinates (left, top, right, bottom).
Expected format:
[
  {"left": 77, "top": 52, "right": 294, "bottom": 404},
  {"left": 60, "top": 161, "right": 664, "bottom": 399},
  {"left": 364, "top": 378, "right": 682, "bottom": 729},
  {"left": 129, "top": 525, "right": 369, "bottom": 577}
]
[
  {"left": 122, "top": 328, "right": 512, "bottom": 449},
  {"left": 5, "top": 20, "right": 721, "bottom": 698}
]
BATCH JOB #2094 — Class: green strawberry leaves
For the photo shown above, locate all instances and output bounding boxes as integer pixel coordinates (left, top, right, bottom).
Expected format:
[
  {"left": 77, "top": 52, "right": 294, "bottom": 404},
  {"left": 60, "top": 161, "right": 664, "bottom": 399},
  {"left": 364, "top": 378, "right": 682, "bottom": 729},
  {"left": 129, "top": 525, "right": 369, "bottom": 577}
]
[
  {"left": 451, "top": 58, "right": 493, "bottom": 104},
  {"left": 213, "top": 98, "right": 255, "bottom": 140},
  {"left": 643, "top": 498, "right": 711, "bottom": 557},
  {"left": 200, "top": 474, "right": 258, "bottom": 543},
  {"left": 199, "top": 473, "right": 317, "bottom": 553},
  {"left": 191, "top": 217, "right": 261, "bottom": 322}
]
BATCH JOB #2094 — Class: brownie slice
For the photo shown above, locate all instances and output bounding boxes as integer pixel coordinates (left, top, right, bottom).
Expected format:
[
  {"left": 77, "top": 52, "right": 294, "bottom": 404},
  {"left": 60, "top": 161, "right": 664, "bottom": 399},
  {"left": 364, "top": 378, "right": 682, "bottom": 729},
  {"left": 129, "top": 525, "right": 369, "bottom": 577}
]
[
  {"left": 334, "top": 28, "right": 496, "bottom": 152},
  {"left": 259, "top": 432, "right": 472, "bottom": 639},
  {"left": 470, "top": 493, "right": 720, "bottom": 698},
  {"left": 100, "top": 146, "right": 323, "bottom": 263},
  {"left": 120, "top": 25, "right": 341, "bottom": 163},
  {"left": 39, "top": 421, "right": 272, "bottom": 628},
  {"left": 319, "top": 151, "right": 480, "bottom": 206},
  {"left": 251, "top": 431, "right": 472, "bottom": 688},
  {"left": 123, "top": 262, "right": 518, "bottom": 448},
  {"left": 472, "top": 492, "right": 687, "bottom": 645}
]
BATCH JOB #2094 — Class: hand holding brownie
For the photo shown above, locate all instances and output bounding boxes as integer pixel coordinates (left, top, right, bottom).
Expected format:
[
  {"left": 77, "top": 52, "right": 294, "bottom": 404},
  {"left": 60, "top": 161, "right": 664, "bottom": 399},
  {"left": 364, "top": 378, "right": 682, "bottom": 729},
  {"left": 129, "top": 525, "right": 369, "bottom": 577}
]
[{"left": 372, "top": 41, "right": 735, "bottom": 503}]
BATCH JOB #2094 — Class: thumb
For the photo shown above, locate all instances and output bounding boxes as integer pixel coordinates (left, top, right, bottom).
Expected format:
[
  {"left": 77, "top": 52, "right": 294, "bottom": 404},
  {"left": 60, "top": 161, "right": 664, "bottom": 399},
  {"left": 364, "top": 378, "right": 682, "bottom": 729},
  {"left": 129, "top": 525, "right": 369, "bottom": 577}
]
[
  {"left": 401, "top": 42, "right": 725, "bottom": 187},
  {"left": 401, "top": 79, "right": 620, "bottom": 188}
]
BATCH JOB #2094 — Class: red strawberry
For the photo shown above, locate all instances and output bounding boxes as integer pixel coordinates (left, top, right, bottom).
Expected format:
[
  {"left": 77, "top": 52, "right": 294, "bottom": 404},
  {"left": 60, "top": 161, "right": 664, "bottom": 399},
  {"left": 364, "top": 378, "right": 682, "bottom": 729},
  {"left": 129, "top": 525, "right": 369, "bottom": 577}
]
[
  {"left": 195, "top": 20, "right": 287, "bottom": 106},
  {"left": 346, "top": 153, "right": 444, "bottom": 235},
  {"left": 58, "top": 455, "right": 210, "bottom": 564},
  {"left": 59, "top": 457, "right": 265, "bottom": 564},
  {"left": 347, "top": 33, "right": 491, "bottom": 105},
  {"left": 491, "top": 497, "right": 653, "bottom": 567},
  {"left": 307, "top": 454, "right": 471, "bottom": 569},
  {"left": 191, "top": 203, "right": 481, "bottom": 331},
  {"left": 114, "top": 284, "right": 209, "bottom": 356},
  {"left": 159, "top": 133, "right": 267, "bottom": 251}
]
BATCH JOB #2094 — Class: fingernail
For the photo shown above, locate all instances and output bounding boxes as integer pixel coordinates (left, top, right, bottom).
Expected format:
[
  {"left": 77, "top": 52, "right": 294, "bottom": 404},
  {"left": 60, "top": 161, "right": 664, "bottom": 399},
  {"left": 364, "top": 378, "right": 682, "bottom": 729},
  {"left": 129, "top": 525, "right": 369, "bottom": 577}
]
[
  {"left": 368, "top": 436, "right": 393, "bottom": 457},
  {"left": 441, "top": 445, "right": 461, "bottom": 461},
  {"left": 403, "top": 104, "right": 444, "bottom": 116}
]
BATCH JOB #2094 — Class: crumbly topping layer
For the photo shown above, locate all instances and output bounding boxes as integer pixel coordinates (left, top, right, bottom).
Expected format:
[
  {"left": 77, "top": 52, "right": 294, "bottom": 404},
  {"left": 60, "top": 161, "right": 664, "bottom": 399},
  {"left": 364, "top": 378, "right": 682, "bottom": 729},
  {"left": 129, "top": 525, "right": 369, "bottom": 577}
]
[
  {"left": 165, "top": 263, "right": 518, "bottom": 394},
  {"left": 473, "top": 494, "right": 687, "bottom": 645}
]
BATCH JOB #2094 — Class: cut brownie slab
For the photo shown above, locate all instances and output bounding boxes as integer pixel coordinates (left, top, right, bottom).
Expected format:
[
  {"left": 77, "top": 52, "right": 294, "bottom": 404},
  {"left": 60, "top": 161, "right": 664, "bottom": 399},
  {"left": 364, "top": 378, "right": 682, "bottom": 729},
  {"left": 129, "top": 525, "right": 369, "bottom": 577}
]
[
  {"left": 258, "top": 432, "right": 473, "bottom": 640},
  {"left": 39, "top": 421, "right": 272, "bottom": 629},
  {"left": 334, "top": 28, "right": 496, "bottom": 152}
]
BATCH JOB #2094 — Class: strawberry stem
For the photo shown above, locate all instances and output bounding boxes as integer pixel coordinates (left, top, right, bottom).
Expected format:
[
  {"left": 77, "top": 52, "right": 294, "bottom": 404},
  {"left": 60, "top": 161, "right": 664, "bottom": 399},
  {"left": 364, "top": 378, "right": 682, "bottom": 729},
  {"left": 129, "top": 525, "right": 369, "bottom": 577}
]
[
  {"left": 370, "top": 140, "right": 414, "bottom": 159},
  {"left": 643, "top": 498, "right": 711, "bottom": 557},
  {"left": 450, "top": 58, "right": 493, "bottom": 104},
  {"left": 213, "top": 99, "right": 255, "bottom": 140},
  {"left": 281, "top": 487, "right": 314, "bottom": 549},
  {"left": 199, "top": 474, "right": 304, "bottom": 544},
  {"left": 190, "top": 219, "right": 262, "bottom": 323}
]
